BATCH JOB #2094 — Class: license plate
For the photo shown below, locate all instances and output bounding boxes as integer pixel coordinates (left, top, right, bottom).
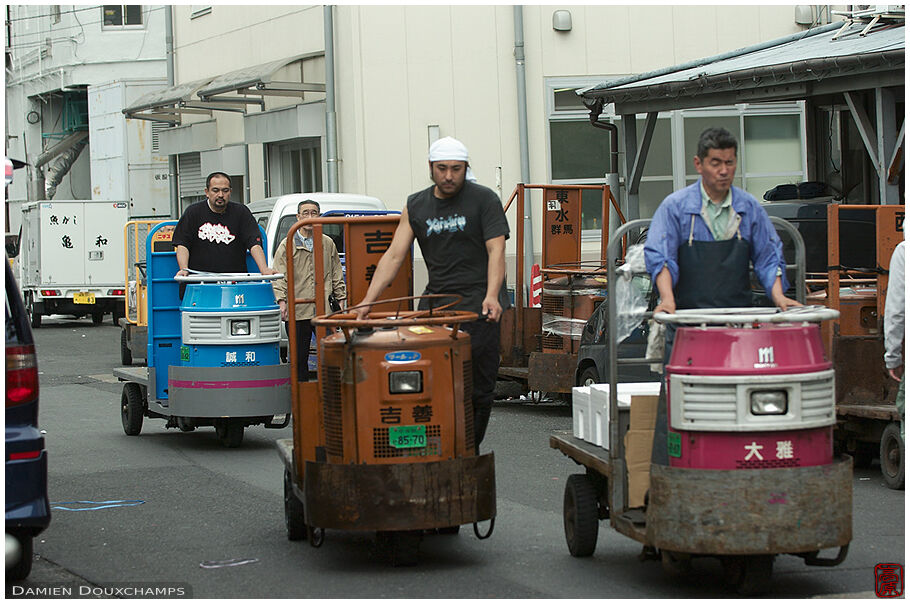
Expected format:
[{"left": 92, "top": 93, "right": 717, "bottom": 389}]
[
  {"left": 389, "top": 425, "right": 427, "bottom": 449},
  {"left": 73, "top": 292, "right": 95, "bottom": 304}
]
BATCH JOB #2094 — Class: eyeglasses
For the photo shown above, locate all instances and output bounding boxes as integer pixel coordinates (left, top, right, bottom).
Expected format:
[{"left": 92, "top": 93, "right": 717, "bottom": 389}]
[
  {"left": 297, "top": 210, "right": 320, "bottom": 217},
  {"left": 208, "top": 187, "right": 231, "bottom": 194}
]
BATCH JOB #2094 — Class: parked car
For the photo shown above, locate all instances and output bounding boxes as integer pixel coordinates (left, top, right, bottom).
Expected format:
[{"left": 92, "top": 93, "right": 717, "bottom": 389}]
[{"left": 5, "top": 253, "right": 50, "bottom": 580}]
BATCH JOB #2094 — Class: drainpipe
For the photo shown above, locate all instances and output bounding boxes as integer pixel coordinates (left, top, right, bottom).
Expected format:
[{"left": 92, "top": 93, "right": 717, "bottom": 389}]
[
  {"left": 165, "top": 5, "right": 179, "bottom": 218},
  {"left": 324, "top": 5, "right": 339, "bottom": 193},
  {"left": 514, "top": 6, "right": 533, "bottom": 300}
]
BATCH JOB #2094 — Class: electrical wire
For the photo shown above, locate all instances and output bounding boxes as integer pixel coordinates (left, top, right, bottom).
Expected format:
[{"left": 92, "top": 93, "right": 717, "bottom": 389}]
[{"left": 6, "top": 5, "right": 165, "bottom": 46}]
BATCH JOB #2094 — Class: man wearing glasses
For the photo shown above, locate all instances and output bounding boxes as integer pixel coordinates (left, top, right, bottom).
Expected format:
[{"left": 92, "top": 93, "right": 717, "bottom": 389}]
[
  {"left": 272, "top": 200, "right": 346, "bottom": 381},
  {"left": 172, "top": 172, "right": 274, "bottom": 282}
]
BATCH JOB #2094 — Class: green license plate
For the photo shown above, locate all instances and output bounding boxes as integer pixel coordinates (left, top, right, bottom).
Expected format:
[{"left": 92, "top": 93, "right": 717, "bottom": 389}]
[
  {"left": 73, "top": 292, "right": 95, "bottom": 304},
  {"left": 667, "top": 431, "right": 682, "bottom": 458},
  {"left": 389, "top": 425, "right": 427, "bottom": 449}
]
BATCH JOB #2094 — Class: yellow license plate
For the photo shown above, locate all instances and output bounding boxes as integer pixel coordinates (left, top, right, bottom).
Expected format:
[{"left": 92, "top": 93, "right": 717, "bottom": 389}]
[{"left": 73, "top": 292, "right": 95, "bottom": 304}]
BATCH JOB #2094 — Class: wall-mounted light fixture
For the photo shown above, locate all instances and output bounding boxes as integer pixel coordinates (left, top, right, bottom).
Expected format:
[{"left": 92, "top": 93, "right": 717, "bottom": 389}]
[{"left": 553, "top": 10, "right": 572, "bottom": 32}]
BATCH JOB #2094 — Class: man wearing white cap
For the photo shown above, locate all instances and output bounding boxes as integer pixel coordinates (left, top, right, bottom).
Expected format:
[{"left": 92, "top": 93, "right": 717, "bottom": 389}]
[{"left": 354, "top": 136, "right": 510, "bottom": 451}]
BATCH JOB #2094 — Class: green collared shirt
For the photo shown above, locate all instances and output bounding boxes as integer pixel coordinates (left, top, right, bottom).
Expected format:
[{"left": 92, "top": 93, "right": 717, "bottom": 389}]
[{"left": 700, "top": 183, "right": 734, "bottom": 241}]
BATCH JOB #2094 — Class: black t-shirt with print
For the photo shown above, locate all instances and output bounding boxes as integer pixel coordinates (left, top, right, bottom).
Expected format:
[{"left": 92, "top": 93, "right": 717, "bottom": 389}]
[
  {"left": 407, "top": 181, "right": 510, "bottom": 315},
  {"left": 172, "top": 201, "right": 262, "bottom": 273}
]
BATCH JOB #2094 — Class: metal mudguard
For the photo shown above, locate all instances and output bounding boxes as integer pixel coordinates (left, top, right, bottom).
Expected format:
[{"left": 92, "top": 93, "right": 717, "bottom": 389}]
[
  {"left": 167, "top": 364, "right": 290, "bottom": 418},
  {"left": 303, "top": 453, "right": 496, "bottom": 531},
  {"left": 646, "top": 455, "right": 852, "bottom": 555}
]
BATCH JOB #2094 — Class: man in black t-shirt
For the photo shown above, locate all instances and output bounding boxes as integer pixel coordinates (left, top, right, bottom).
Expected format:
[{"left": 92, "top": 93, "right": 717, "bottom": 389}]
[
  {"left": 355, "top": 137, "right": 509, "bottom": 450},
  {"left": 172, "top": 172, "right": 275, "bottom": 283}
]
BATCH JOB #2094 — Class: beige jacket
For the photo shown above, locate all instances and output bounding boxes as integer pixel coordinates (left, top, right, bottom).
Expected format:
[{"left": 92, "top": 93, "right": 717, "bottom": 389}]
[{"left": 272, "top": 233, "right": 346, "bottom": 320}]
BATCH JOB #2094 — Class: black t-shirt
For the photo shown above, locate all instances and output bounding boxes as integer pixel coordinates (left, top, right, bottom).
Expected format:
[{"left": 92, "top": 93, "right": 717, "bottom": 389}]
[
  {"left": 172, "top": 201, "right": 262, "bottom": 273},
  {"left": 407, "top": 181, "right": 510, "bottom": 314}
]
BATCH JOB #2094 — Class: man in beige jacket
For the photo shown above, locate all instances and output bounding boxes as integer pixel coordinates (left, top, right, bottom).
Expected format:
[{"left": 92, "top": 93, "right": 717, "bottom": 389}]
[{"left": 272, "top": 200, "right": 346, "bottom": 381}]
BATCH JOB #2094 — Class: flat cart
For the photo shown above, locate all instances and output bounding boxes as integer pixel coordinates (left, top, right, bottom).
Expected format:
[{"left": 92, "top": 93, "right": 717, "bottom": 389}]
[{"left": 551, "top": 219, "right": 852, "bottom": 595}]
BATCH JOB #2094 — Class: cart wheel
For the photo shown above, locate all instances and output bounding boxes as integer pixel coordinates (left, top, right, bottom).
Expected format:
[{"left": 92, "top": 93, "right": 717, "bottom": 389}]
[
  {"left": 377, "top": 530, "right": 421, "bottom": 567},
  {"left": 563, "top": 474, "right": 599, "bottom": 557},
  {"left": 91, "top": 311, "right": 104, "bottom": 325},
  {"left": 852, "top": 442, "right": 876, "bottom": 468},
  {"left": 120, "top": 329, "right": 133, "bottom": 366},
  {"left": 578, "top": 365, "right": 600, "bottom": 387},
  {"left": 722, "top": 554, "right": 774, "bottom": 596},
  {"left": 176, "top": 417, "right": 195, "bottom": 432},
  {"left": 26, "top": 294, "right": 41, "bottom": 329},
  {"left": 437, "top": 525, "right": 460, "bottom": 535},
  {"left": 6, "top": 531, "right": 33, "bottom": 581},
  {"left": 660, "top": 549, "right": 692, "bottom": 577},
  {"left": 112, "top": 308, "right": 124, "bottom": 327},
  {"left": 120, "top": 383, "right": 144, "bottom": 436},
  {"left": 880, "top": 422, "right": 904, "bottom": 490},
  {"left": 215, "top": 420, "right": 244, "bottom": 448},
  {"left": 284, "top": 469, "right": 308, "bottom": 541}
]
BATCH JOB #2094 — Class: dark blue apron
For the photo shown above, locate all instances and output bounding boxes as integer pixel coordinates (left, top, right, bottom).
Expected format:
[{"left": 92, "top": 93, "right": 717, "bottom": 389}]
[{"left": 675, "top": 215, "right": 752, "bottom": 309}]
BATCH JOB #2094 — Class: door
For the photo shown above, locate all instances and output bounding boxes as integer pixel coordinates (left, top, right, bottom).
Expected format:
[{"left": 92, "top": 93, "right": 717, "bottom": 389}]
[
  {"left": 84, "top": 202, "right": 128, "bottom": 285},
  {"left": 39, "top": 202, "right": 86, "bottom": 286}
]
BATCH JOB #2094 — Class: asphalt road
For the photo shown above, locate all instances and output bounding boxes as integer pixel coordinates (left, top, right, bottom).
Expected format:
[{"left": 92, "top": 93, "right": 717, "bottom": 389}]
[{"left": 6, "top": 317, "right": 903, "bottom": 598}]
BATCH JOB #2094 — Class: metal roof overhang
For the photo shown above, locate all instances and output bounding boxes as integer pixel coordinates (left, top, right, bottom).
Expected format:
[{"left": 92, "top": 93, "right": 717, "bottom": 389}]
[
  {"left": 196, "top": 51, "right": 326, "bottom": 102},
  {"left": 122, "top": 76, "right": 233, "bottom": 123},
  {"left": 580, "top": 22, "right": 905, "bottom": 114}
]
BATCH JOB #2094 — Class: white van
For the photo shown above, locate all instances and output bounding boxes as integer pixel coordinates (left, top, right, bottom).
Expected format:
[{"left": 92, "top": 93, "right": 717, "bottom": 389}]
[{"left": 248, "top": 192, "right": 390, "bottom": 265}]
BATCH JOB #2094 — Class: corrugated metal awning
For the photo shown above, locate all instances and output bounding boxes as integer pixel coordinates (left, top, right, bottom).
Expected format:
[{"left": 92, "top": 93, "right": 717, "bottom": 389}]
[
  {"left": 122, "top": 76, "right": 218, "bottom": 123},
  {"left": 579, "top": 20, "right": 904, "bottom": 114},
  {"left": 197, "top": 51, "right": 326, "bottom": 100}
]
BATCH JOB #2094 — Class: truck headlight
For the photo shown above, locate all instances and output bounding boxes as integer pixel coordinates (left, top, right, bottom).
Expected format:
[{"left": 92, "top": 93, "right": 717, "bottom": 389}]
[
  {"left": 230, "top": 319, "right": 251, "bottom": 336},
  {"left": 750, "top": 390, "right": 788, "bottom": 415},
  {"left": 389, "top": 371, "right": 423, "bottom": 394}
]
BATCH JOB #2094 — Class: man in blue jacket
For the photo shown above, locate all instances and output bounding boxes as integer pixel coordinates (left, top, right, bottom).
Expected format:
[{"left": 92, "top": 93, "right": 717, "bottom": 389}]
[{"left": 644, "top": 127, "right": 800, "bottom": 465}]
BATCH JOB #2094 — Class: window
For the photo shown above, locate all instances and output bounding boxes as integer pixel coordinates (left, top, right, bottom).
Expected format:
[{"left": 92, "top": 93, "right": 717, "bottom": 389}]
[
  {"left": 546, "top": 79, "right": 807, "bottom": 231},
  {"left": 270, "top": 139, "right": 322, "bottom": 196},
  {"left": 103, "top": 5, "right": 143, "bottom": 28}
]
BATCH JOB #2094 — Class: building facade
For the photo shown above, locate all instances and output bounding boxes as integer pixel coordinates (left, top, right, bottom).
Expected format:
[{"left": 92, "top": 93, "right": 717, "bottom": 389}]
[
  {"left": 5, "top": 4, "right": 169, "bottom": 225},
  {"left": 145, "top": 4, "right": 827, "bottom": 278}
]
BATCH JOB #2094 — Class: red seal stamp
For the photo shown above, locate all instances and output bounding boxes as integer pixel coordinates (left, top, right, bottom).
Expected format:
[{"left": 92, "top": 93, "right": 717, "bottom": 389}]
[{"left": 875, "top": 563, "right": 904, "bottom": 598}]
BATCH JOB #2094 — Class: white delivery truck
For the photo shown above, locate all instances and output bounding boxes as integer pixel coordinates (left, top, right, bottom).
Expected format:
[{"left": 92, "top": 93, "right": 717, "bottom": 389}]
[{"left": 19, "top": 199, "right": 129, "bottom": 327}]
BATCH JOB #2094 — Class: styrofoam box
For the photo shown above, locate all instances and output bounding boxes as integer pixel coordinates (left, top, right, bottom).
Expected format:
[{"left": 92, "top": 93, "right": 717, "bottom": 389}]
[
  {"left": 589, "top": 383, "right": 661, "bottom": 450},
  {"left": 571, "top": 386, "right": 591, "bottom": 440}
]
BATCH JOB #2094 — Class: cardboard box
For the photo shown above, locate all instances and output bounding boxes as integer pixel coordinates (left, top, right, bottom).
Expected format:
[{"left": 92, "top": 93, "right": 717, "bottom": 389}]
[
  {"left": 624, "top": 428, "right": 655, "bottom": 508},
  {"left": 629, "top": 394, "right": 659, "bottom": 431},
  {"left": 571, "top": 386, "right": 591, "bottom": 440}
]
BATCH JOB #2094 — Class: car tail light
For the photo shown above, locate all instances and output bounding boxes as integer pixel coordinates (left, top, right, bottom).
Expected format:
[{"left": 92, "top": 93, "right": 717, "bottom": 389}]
[
  {"left": 8, "top": 451, "right": 41, "bottom": 461},
  {"left": 108, "top": 289, "right": 124, "bottom": 295},
  {"left": 6, "top": 344, "right": 39, "bottom": 407},
  {"left": 40, "top": 289, "right": 59, "bottom": 296}
]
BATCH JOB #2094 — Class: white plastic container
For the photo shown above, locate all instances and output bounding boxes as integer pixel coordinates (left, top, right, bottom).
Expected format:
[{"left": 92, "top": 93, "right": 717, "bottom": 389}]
[{"left": 571, "top": 386, "right": 591, "bottom": 440}]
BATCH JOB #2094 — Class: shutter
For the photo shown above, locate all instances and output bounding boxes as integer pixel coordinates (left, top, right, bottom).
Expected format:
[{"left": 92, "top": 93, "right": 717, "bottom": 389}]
[{"left": 177, "top": 153, "right": 205, "bottom": 199}]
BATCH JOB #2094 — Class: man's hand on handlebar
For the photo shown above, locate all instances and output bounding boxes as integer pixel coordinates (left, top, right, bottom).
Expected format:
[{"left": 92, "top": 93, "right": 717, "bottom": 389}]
[{"left": 175, "top": 268, "right": 189, "bottom": 278}]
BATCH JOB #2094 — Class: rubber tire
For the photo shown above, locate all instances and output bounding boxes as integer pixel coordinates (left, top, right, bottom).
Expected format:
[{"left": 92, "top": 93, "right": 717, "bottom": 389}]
[
  {"left": 91, "top": 311, "right": 104, "bottom": 325},
  {"left": 112, "top": 308, "right": 124, "bottom": 327},
  {"left": 880, "top": 422, "right": 904, "bottom": 490},
  {"left": 577, "top": 365, "right": 600, "bottom": 388},
  {"left": 120, "top": 328, "right": 133, "bottom": 366},
  {"left": 563, "top": 474, "right": 599, "bottom": 557},
  {"left": 722, "top": 554, "right": 774, "bottom": 596},
  {"left": 176, "top": 417, "right": 195, "bottom": 432},
  {"left": 284, "top": 469, "right": 308, "bottom": 541},
  {"left": 377, "top": 530, "right": 421, "bottom": 567},
  {"left": 661, "top": 549, "right": 692, "bottom": 577},
  {"left": 437, "top": 525, "right": 460, "bottom": 535},
  {"left": 852, "top": 442, "right": 876, "bottom": 468},
  {"left": 216, "top": 421, "right": 244, "bottom": 448},
  {"left": 27, "top": 294, "right": 41, "bottom": 329},
  {"left": 121, "top": 383, "right": 144, "bottom": 436},
  {"left": 6, "top": 531, "right": 33, "bottom": 581}
]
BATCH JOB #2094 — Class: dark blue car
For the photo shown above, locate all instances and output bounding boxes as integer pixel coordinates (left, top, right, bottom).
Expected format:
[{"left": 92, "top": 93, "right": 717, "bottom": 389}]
[{"left": 5, "top": 255, "right": 50, "bottom": 580}]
